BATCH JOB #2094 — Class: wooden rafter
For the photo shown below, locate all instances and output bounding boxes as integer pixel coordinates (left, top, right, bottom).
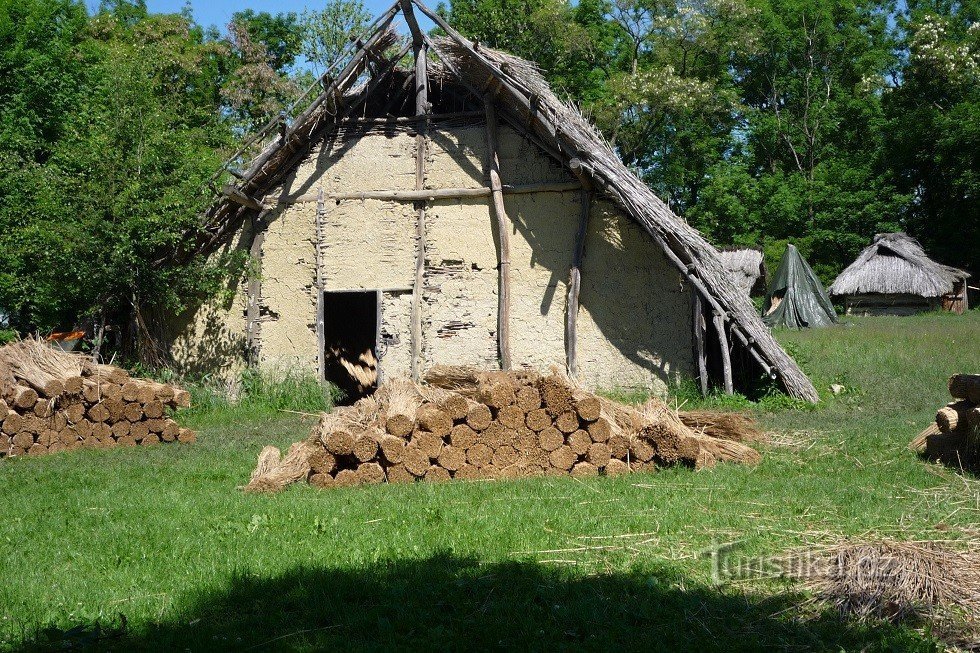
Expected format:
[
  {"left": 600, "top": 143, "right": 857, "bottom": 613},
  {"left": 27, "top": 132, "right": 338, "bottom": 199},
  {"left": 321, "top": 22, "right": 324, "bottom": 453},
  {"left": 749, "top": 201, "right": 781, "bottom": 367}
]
[{"left": 403, "top": 0, "right": 429, "bottom": 381}]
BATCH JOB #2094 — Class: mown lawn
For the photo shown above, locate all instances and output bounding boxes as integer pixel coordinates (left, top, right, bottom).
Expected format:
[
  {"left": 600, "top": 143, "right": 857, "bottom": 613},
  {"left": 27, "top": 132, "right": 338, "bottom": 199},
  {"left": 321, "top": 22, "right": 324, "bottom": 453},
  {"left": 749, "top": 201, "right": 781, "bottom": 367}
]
[{"left": 1, "top": 313, "right": 978, "bottom": 651}]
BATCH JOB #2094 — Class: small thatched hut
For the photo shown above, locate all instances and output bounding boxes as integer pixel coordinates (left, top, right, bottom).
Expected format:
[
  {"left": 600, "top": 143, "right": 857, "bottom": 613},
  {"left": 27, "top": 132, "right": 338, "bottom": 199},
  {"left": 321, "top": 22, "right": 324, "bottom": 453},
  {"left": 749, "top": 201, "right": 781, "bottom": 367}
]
[
  {"left": 829, "top": 233, "right": 970, "bottom": 316},
  {"left": 717, "top": 248, "right": 767, "bottom": 296},
  {"left": 164, "top": 0, "right": 817, "bottom": 402}
]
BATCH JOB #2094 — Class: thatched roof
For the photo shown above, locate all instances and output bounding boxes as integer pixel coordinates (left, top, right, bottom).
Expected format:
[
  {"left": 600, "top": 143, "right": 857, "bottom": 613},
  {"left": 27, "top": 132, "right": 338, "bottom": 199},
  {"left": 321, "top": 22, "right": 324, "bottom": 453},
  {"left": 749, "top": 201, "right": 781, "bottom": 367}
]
[
  {"left": 829, "top": 233, "right": 969, "bottom": 298},
  {"left": 717, "top": 248, "right": 767, "bottom": 296},
  {"left": 197, "top": 0, "right": 818, "bottom": 402}
]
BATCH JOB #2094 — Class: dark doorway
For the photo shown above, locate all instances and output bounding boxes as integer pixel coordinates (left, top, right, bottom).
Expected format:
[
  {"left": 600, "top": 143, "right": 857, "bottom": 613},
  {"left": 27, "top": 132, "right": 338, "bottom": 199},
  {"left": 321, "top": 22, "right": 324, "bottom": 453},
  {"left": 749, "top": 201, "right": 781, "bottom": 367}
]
[{"left": 323, "top": 291, "right": 378, "bottom": 402}]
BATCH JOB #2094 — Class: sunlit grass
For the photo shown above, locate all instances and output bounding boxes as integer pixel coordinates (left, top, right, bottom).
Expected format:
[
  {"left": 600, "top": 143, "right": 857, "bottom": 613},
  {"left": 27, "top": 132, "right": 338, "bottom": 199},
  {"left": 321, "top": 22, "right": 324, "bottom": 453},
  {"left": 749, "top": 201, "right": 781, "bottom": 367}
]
[{"left": 0, "top": 312, "right": 976, "bottom": 651}]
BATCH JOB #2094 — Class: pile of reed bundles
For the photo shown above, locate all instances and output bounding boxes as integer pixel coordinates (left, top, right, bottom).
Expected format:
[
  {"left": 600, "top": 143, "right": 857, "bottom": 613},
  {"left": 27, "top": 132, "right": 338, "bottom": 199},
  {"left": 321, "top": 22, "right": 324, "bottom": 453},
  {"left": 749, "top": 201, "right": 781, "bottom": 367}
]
[
  {"left": 0, "top": 338, "right": 194, "bottom": 457},
  {"left": 245, "top": 366, "right": 762, "bottom": 492},
  {"left": 910, "top": 374, "right": 980, "bottom": 467}
]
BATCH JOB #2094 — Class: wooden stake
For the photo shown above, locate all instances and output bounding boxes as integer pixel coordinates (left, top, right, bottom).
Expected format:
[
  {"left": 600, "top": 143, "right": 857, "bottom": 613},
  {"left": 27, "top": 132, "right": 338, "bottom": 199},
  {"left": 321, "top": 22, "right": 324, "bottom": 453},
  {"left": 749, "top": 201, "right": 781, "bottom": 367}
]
[
  {"left": 407, "top": 4, "right": 429, "bottom": 381},
  {"left": 713, "top": 312, "right": 733, "bottom": 395},
  {"left": 315, "top": 189, "right": 326, "bottom": 381},
  {"left": 693, "top": 294, "right": 708, "bottom": 396},
  {"left": 566, "top": 189, "right": 592, "bottom": 378},
  {"left": 485, "top": 98, "right": 512, "bottom": 370},
  {"left": 246, "top": 217, "right": 265, "bottom": 360},
  {"left": 222, "top": 185, "right": 262, "bottom": 210}
]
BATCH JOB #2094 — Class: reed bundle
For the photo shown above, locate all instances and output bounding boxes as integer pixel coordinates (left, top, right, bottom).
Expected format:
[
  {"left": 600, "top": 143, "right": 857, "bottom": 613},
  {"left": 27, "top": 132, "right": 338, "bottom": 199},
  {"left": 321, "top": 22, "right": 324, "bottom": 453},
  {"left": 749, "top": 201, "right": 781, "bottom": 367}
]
[{"left": 246, "top": 366, "right": 762, "bottom": 492}]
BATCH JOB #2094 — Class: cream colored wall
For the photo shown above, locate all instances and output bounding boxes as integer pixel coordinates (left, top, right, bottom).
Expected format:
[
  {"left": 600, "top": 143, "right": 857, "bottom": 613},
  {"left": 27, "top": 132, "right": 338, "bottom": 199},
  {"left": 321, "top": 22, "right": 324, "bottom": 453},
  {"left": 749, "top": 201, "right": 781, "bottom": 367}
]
[
  {"left": 577, "top": 201, "right": 694, "bottom": 393},
  {"left": 423, "top": 128, "right": 500, "bottom": 371},
  {"left": 256, "top": 131, "right": 418, "bottom": 376},
  {"left": 254, "top": 201, "right": 318, "bottom": 371},
  {"left": 171, "top": 122, "right": 695, "bottom": 394}
]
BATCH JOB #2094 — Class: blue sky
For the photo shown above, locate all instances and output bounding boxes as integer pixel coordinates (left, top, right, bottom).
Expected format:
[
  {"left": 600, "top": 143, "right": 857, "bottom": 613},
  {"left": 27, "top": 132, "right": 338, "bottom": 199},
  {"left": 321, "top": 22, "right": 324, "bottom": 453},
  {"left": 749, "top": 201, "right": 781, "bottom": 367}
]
[{"left": 86, "top": 0, "right": 406, "bottom": 32}]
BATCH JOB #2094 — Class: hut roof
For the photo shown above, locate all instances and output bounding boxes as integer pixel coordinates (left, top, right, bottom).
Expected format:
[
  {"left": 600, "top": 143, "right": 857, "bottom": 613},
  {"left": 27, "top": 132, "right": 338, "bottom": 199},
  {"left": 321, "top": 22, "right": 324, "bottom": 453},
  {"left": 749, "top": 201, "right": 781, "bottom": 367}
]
[
  {"left": 717, "top": 248, "right": 767, "bottom": 296},
  {"left": 195, "top": 0, "right": 818, "bottom": 402},
  {"left": 829, "top": 233, "right": 969, "bottom": 298}
]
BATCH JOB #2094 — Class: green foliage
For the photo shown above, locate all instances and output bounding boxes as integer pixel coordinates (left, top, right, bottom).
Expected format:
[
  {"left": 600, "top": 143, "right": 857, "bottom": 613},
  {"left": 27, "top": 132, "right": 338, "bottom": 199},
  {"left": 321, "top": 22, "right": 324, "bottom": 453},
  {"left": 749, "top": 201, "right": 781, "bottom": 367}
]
[
  {"left": 231, "top": 9, "right": 303, "bottom": 71},
  {"left": 882, "top": 1, "right": 980, "bottom": 274},
  {"left": 299, "top": 0, "right": 371, "bottom": 76},
  {"left": 181, "top": 368, "right": 341, "bottom": 423}
]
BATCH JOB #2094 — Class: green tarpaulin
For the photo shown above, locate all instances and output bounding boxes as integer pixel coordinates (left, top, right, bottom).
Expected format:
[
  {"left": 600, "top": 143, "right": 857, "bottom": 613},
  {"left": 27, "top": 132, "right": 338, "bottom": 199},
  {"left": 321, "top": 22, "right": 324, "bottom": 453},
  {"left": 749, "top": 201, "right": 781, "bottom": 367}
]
[{"left": 762, "top": 244, "right": 838, "bottom": 328}]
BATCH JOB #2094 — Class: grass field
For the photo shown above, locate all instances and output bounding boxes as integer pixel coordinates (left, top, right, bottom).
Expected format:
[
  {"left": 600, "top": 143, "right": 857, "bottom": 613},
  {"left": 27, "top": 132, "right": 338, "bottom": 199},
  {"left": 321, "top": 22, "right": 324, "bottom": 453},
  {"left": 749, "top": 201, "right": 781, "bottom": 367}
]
[{"left": 1, "top": 313, "right": 978, "bottom": 651}]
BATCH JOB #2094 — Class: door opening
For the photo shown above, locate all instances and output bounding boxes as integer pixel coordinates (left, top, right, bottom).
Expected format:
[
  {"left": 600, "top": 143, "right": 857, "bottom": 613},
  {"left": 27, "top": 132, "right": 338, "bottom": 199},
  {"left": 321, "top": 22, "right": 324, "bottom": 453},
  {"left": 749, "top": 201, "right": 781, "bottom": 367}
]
[{"left": 323, "top": 290, "right": 378, "bottom": 403}]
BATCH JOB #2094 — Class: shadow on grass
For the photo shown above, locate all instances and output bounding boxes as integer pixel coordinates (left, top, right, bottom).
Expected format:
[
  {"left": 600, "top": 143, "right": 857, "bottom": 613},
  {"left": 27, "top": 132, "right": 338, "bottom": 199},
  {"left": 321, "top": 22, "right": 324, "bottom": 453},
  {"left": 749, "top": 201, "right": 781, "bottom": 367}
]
[{"left": 19, "top": 553, "right": 937, "bottom": 652}]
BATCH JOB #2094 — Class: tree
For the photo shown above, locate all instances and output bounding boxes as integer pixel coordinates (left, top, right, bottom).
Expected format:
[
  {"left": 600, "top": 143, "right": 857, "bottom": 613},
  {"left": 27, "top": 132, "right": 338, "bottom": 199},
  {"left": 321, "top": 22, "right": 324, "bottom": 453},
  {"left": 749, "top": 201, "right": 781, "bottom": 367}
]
[
  {"left": 0, "top": 1, "right": 243, "bottom": 353},
  {"left": 300, "top": 0, "right": 371, "bottom": 76},
  {"left": 883, "top": 0, "right": 980, "bottom": 273},
  {"left": 231, "top": 9, "right": 303, "bottom": 72},
  {"left": 222, "top": 15, "right": 302, "bottom": 134}
]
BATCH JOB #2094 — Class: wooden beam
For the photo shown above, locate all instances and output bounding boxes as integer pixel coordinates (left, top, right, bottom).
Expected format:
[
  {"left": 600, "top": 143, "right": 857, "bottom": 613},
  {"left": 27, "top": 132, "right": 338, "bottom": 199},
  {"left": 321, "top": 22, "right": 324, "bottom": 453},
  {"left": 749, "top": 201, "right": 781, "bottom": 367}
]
[
  {"left": 245, "top": 217, "right": 265, "bottom": 362},
  {"left": 222, "top": 185, "right": 262, "bottom": 211},
  {"left": 269, "top": 181, "right": 582, "bottom": 205},
  {"left": 399, "top": 0, "right": 425, "bottom": 47},
  {"left": 315, "top": 189, "right": 326, "bottom": 382},
  {"left": 485, "top": 97, "right": 512, "bottom": 370},
  {"left": 566, "top": 189, "right": 592, "bottom": 378},
  {"left": 713, "top": 312, "right": 733, "bottom": 395},
  {"left": 337, "top": 111, "right": 484, "bottom": 126},
  {"left": 409, "top": 34, "right": 429, "bottom": 381},
  {"left": 693, "top": 294, "right": 708, "bottom": 396}
]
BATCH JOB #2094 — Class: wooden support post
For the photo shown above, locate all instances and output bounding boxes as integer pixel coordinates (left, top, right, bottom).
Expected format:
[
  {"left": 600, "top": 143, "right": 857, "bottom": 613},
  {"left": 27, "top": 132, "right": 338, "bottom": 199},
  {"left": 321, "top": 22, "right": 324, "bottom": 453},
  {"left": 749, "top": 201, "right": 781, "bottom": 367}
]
[
  {"left": 566, "top": 188, "right": 592, "bottom": 379},
  {"left": 485, "top": 97, "right": 512, "bottom": 370},
  {"left": 315, "top": 189, "right": 326, "bottom": 381},
  {"left": 713, "top": 312, "right": 733, "bottom": 395},
  {"left": 693, "top": 294, "right": 708, "bottom": 396},
  {"left": 405, "top": 0, "right": 428, "bottom": 381},
  {"left": 245, "top": 218, "right": 265, "bottom": 363}
]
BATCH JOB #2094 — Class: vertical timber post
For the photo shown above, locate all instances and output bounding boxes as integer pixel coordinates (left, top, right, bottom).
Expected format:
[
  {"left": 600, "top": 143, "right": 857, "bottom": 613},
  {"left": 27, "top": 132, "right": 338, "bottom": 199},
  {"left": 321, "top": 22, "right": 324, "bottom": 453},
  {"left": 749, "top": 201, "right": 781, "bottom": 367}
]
[
  {"left": 315, "top": 189, "right": 326, "bottom": 381},
  {"left": 692, "top": 293, "right": 708, "bottom": 396},
  {"left": 246, "top": 216, "right": 265, "bottom": 365},
  {"left": 713, "top": 311, "right": 733, "bottom": 395},
  {"left": 403, "top": 0, "right": 428, "bottom": 381},
  {"left": 566, "top": 187, "right": 592, "bottom": 379},
  {"left": 485, "top": 97, "right": 512, "bottom": 370}
]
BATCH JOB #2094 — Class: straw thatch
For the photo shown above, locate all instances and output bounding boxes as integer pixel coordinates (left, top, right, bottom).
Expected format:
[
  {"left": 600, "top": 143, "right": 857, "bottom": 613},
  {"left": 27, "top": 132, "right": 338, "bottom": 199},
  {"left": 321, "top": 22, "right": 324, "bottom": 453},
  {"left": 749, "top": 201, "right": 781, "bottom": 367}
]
[
  {"left": 717, "top": 248, "right": 767, "bottom": 296},
  {"left": 195, "top": 0, "right": 819, "bottom": 403},
  {"left": 829, "top": 233, "right": 969, "bottom": 298},
  {"left": 782, "top": 539, "right": 980, "bottom": 632}
]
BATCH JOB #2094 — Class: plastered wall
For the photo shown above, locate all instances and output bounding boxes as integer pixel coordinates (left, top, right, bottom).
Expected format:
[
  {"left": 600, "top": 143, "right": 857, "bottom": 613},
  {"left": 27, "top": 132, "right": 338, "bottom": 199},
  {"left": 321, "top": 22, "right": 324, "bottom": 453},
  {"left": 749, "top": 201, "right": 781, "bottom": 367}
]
[
  {"left": 170, "top": 121, "right": 695, "bottom": 393},
  {"left": 577, "top": 201, "right": 693, "bottom": 391}
]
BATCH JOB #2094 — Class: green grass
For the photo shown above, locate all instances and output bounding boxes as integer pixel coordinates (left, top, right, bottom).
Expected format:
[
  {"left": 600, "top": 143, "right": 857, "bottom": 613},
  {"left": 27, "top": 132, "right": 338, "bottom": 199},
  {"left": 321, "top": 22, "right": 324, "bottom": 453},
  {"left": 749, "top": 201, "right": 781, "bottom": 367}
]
[{"left": 1, "top": 313, "right": 978, "bottom": 651}]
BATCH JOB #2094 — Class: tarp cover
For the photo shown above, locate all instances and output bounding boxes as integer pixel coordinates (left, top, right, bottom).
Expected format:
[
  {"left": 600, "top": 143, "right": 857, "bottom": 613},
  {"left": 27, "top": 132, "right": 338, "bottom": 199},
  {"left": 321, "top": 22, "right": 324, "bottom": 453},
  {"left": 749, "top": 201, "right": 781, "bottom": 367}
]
[{"left": 762, "top": 244, "right": 838, "bottom": 328}]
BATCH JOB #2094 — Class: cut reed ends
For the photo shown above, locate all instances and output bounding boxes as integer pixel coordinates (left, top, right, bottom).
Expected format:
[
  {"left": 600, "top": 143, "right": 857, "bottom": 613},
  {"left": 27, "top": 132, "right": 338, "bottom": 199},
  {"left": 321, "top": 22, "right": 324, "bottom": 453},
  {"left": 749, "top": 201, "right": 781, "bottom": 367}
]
[{"left": 245, "top": 367, "right": 763, "bottom": 493}]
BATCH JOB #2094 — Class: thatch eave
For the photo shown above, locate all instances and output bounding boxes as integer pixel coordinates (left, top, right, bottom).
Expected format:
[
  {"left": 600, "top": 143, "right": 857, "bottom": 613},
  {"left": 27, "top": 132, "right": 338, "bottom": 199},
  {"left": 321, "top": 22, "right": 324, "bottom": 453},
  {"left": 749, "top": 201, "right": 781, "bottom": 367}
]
[{"left": 829, "top": 233, "right": 969, "bottom": 298}]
